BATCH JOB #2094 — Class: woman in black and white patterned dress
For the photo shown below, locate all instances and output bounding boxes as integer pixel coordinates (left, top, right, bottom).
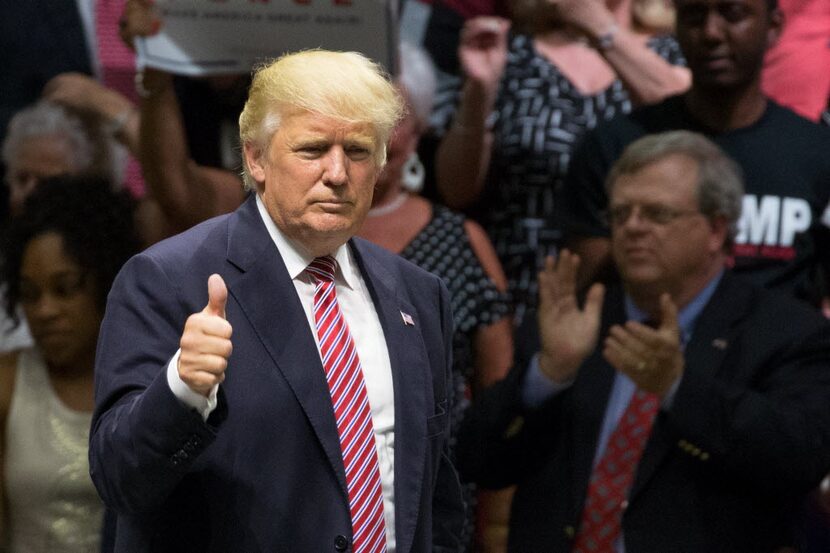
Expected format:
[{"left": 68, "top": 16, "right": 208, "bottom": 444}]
[
  {"left": 359, "top": 43, "right": 514, "bottom": 552},
  {"left": 434, "top": 0, "right": 689, "bottom": 327}
]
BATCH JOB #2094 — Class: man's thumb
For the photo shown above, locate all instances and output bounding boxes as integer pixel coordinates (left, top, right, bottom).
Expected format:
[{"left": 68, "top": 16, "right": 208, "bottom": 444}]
[
  {"left": 204, "top": 274, "right": 228, "bottom": 318},
  {"left": 658, "top": 292, "right": 678, "bottom": 330}
]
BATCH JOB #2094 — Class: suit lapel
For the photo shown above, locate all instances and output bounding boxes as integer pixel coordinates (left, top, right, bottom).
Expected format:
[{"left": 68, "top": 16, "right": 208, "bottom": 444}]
[
  {"left": 349, "top": 240, "right": 427, "bottom": 553},
  {"left": 224, "top": 197, "right": 348, "bottom": 497},
  {"left": 222, "top": 201, "right": 432, "bottom": 545},
  {"left": 630, "top": 274, "right": 748, "bottom": 499}
]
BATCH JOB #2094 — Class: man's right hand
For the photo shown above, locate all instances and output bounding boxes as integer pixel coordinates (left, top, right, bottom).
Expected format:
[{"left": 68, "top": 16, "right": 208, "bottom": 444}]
[
  {"left": 537, "top": 250, "right": 605, "bottom": 384},
  {"left": 178, "top": 274, "right": 233, "bottom": 397}
]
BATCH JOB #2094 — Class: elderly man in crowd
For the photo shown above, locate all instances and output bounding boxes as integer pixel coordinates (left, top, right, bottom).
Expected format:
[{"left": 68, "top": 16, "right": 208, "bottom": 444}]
[
  {"left": 457, "top": 130, "right": 830, "bottom": 552},
  {"left": 89, "top": 49, "right": 464, "bottom": 552}
]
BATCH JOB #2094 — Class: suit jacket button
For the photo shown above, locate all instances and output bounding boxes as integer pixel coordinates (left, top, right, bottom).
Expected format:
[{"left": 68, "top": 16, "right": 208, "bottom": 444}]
[
  {"left": 503, "top": 416, "right": 525, "bottom": 439},
  {"left": 334, "top": 535, "right": 349, "bottom": 551},
  {"left": 564, "top": 525, "right": 575, "bottom": 538}
]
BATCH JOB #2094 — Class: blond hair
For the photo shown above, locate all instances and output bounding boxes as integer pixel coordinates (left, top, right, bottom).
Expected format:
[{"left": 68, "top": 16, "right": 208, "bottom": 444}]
[{"left": 239, "top": 49, "right": 404, "bottom": 190}]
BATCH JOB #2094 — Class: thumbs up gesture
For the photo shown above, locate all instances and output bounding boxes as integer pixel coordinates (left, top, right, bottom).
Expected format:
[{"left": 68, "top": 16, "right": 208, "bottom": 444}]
[{"left": 178, "top": 274, "right": 233, "bottom": 397}]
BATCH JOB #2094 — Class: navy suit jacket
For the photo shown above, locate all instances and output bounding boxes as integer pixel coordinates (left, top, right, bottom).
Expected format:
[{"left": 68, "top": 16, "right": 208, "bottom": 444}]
[
  {"left": 458, "top": 275, "right": 830, "bottom": 552},
  {"left": 90, "top": 196, "right": 464, "bottom": 552}
]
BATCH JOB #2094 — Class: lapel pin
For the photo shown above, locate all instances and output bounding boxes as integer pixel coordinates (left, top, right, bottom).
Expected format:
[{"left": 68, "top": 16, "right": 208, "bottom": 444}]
[
  {"left": 400, "top": 311, "right": 415, "bottom": 326},
  {"left": 712, "top": 338, "right": 728, "bottom": 350}
]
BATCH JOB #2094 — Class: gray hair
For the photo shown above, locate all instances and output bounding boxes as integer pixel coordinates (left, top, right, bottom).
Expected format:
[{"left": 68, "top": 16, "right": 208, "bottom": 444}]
[
  {"left": 3, "top": 101, "right": 126, "bottom": 188},
  {"left": 397, "top": 42, "right": 437, "bottom": 132},
  {"left": 606, "top": 130, "right": 744, "bottom": 249},
  {"left": 3, "top": 101, "right": 94, "bottom": 171}
]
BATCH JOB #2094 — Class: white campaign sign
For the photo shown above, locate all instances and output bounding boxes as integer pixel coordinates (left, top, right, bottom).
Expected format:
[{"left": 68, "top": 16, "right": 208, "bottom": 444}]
[{"left": 136, "top": 0, "right": 397, "bottom": 76}]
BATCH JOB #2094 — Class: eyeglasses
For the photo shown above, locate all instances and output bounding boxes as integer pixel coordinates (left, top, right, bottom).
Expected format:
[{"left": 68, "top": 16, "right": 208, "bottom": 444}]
[{"left": 606, "top": 203, "right": 702, "bottom": 227}]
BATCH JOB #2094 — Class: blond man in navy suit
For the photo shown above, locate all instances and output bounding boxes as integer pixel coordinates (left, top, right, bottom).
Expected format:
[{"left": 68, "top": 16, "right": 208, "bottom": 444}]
[{"left": 90, "top": 50, "right": 464, "bottom": 552}]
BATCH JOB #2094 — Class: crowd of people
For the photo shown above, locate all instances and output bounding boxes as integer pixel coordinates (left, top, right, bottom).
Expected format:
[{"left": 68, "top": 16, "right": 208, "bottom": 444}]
[{"left": 1, "top": 0, "right": 829, "bottom": 552}]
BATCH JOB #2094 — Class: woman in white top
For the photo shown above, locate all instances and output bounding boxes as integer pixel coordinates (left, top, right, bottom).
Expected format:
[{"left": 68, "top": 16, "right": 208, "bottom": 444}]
[{"left": 0, "top": 175, "right": 138, "bottom": 552}]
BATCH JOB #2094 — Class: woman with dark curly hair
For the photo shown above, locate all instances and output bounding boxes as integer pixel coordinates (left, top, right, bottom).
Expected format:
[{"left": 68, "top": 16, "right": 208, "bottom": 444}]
[{"left": 0, "top": 175, "right": 139, "bottom": 552}]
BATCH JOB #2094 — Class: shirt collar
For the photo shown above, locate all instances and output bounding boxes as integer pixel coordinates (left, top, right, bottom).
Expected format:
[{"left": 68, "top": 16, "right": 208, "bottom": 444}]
[
  {"left": 255, "top": 194, "right": 357, "bottom": 289},
  {"left": 624, "top": 269, "right": 724, "bottom": 345}
]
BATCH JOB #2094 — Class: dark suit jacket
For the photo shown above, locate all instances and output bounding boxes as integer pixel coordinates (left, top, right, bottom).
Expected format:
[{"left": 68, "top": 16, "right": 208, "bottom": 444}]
[
  {"left": 457, "top": 274, "right": 830, "bottom": 552},
  {"left": 90, "top": 196, "right": 464, "bottom": 552}
]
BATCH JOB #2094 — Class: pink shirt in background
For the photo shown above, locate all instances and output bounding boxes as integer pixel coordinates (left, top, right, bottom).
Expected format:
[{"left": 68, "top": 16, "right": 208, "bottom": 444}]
[
  {"left": 763, "top": 0, "right": 830, "bottom": 122},
  {"left": 96, "top": 0, "right": 145, "bottom": 197}
]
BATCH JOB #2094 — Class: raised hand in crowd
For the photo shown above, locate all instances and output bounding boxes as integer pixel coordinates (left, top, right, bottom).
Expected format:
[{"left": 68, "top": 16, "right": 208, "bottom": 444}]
[
  {"left": 435, "top": 16, "right": 510, "bottom": 209},
  {"left": 544, "top": 0, "right": 619, "bottom": 36},
  {"left": 435, "top": 0, "right": 689, "bottom": 330},
  {"left": 42, "top": 72, "right": 140, "bottom": 155},
  {"left": 458, "top": 17, "right": 511, "bottom": 97},
  {"left": 118, "top": 0, "right": 161, "bottom": 40},
  {"left": 537, "top": 250, "right": 605, "bottom": 384},
  {"left": 118, "top": 0, "right": 246, "bottom": 233}
]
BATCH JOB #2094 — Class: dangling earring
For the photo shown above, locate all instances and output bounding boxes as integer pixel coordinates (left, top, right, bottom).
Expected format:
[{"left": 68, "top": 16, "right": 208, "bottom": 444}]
[{"left": 402, "top": 152, "right": 425, "bottom": 193}]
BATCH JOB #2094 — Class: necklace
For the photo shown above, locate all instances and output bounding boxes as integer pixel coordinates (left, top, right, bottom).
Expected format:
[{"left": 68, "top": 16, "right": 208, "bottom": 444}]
[{"left": 367, "top": 192, "right": 408, "bottom": 218}]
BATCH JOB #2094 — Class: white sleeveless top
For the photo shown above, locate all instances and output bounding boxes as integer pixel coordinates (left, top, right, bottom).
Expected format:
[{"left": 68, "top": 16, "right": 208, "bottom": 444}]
[{"left": 4, "top": 348, "right": 103, "bottom": 553}]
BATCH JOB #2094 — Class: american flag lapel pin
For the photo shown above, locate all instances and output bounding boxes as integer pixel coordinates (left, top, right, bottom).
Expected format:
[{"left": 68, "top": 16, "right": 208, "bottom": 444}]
[{"left": 401, "top": 311, "right": 415, "bottom": 326}]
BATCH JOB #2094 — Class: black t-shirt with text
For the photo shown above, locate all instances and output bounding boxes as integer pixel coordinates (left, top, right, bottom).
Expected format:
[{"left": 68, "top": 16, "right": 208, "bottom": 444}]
[{"left": 558, "top": 96, "right": 830, "bottom": 303}]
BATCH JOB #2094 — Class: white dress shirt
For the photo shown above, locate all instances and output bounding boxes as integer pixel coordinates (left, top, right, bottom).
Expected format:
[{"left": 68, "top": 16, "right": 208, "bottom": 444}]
[{"left": 167, "top": 195, "right": 397, "bottom": 550}]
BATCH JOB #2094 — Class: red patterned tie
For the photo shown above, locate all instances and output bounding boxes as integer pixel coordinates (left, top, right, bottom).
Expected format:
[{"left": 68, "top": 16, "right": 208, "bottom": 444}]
[
  {"left": 307, "top": 256, "right": 388, "bottom": 553},
  {"left": 95, "top": 0, "right": 145, "bottom": 197},
  {"left": 572, "top": 389, "right": 659, "bottom": 552}
]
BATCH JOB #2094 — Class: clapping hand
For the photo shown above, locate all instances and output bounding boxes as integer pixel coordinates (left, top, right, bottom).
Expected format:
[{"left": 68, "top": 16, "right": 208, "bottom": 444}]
[
  {"left": 537, "top": 250, "right": 605, "bottom": 384},
  {"left": 603, "top": 293, "right": 684, "bottom": 398}
]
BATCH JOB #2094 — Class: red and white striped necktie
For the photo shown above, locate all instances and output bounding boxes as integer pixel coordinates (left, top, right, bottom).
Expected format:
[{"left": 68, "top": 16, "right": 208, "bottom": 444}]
[{"left": 307, "top": 256, "right": 387, "bottom": 553}]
